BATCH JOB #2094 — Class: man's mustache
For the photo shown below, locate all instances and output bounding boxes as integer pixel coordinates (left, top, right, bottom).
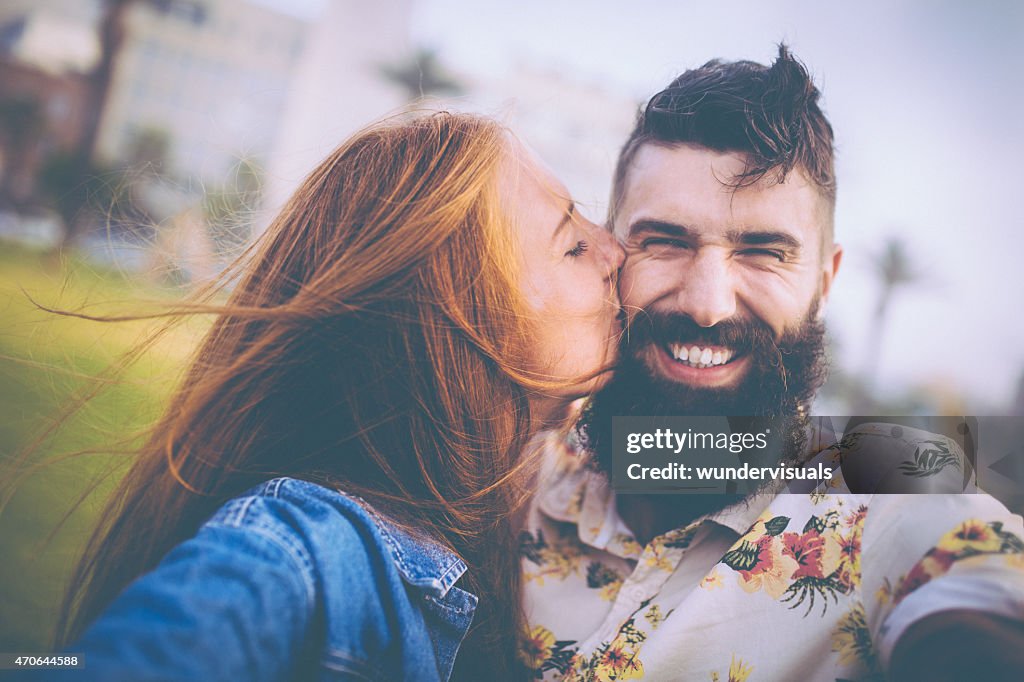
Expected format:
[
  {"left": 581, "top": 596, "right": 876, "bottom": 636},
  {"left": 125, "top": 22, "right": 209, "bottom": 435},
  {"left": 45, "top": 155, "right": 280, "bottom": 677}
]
[{"left": 625, "top": 309, "right": 779, "bottom": 357}]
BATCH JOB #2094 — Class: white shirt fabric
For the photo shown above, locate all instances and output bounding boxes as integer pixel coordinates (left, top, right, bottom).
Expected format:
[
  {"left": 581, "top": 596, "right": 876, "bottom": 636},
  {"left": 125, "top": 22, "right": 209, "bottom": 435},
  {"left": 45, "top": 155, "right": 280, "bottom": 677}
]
[{"left": 518, "top": 430, "right": 1024, "bottom": 681}]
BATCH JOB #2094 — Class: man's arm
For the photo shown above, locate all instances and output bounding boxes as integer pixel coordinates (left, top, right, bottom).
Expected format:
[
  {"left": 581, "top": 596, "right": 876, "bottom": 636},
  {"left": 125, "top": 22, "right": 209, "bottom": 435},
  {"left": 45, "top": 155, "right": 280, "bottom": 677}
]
[{"left": 889, "top": 610, "right": 1024, "bottom": 681}]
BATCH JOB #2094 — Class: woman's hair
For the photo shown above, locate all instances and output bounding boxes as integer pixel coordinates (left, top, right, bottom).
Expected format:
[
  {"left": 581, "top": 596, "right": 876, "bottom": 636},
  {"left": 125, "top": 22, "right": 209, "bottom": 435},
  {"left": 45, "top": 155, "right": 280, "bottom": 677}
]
[{"left": 58, "top": 111, "right": 543, "bottom": 680}]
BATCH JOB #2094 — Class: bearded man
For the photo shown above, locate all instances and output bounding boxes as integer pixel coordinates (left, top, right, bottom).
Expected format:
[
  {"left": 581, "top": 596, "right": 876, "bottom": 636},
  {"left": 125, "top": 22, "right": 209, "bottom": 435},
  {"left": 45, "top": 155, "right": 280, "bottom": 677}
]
[{"left": 518, "top": 46, "right": 1024, "bottom": 681}]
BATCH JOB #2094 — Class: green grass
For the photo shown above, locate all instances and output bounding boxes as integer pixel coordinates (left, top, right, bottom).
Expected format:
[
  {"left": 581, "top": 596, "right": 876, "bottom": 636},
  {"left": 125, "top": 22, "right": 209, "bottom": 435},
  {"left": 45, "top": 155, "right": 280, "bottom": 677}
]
[{"left": 0, "top": 244, "right": 202, "bottom": 649}]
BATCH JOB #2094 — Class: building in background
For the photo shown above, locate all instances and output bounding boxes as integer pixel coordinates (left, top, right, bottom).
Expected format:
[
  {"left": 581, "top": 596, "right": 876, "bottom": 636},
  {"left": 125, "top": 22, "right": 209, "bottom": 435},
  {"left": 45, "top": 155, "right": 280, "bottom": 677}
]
[
  {"left": 468, "top": 62, "right": 638, "bottom": 217},
  {"left": 94, "top": 0, "right": 307, "bottom": 183},
  {"left": 260, "top": 0, "right": 414, "bottom": 217},
  {"left": 262, "top": 3, "right": 638, "bottom": 227},
  {"left": 0, "top": 7, "right": 97, "bottom": 207},
  {"left": 0, "top": 0, "right": 308, "bottom": 221},
  {"left": 0, "top": 0, "right": 311, "bottom": 273}
]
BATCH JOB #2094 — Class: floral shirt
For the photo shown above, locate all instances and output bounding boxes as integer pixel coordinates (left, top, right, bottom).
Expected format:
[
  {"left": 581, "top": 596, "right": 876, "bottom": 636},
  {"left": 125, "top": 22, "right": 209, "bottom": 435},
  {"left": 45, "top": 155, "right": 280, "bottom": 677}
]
[{"left": 518, "top": 432, "right": 1024, "bottom": 681}]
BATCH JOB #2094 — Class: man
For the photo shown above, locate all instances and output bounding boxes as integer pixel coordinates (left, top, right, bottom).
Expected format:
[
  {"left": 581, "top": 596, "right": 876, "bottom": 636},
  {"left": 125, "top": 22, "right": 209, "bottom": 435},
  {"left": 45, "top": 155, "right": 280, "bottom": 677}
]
[{"left": 518, "top": 46, "right": 1024, "bottom": 680}]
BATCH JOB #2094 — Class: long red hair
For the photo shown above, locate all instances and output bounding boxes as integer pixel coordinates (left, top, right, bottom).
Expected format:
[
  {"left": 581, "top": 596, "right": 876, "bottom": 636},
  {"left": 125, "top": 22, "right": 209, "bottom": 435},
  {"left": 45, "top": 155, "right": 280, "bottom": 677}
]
[{"left": 58, "top": 111, "right": 548, "bottom": 679}]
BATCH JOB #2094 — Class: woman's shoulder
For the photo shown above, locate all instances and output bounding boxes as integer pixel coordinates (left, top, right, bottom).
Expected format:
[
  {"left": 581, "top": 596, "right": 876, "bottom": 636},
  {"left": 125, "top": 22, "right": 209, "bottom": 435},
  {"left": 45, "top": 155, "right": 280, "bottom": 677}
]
[
  {"left": 204, "top": 477, "right": 469, "bottom": 598},
  {"left": 207, "top": 477, "right": 378, "bottom": 541}
]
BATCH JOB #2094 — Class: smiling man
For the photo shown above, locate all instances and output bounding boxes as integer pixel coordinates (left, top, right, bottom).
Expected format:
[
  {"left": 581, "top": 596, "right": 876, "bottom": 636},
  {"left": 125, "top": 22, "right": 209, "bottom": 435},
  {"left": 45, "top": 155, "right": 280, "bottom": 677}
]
[
  {"left": 518, "top": 47, "right": 1024, "bottom": 681},
  {"left": 616, "top": 143, "right": 835, "bottom": 395}
]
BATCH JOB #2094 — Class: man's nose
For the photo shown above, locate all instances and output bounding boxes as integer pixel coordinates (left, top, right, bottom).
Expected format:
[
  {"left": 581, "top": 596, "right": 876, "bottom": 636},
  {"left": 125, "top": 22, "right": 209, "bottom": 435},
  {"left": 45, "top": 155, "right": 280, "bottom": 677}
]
[{"left": 677, "top": 250, "right": 737, "bottom": 327}]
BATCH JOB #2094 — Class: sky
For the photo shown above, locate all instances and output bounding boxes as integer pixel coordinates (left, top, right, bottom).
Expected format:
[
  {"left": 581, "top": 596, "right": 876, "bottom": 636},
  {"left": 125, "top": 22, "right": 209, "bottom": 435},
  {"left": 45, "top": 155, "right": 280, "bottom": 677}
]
[{"left": 157, "top": 0, "right": 1024, "bottom": 410}]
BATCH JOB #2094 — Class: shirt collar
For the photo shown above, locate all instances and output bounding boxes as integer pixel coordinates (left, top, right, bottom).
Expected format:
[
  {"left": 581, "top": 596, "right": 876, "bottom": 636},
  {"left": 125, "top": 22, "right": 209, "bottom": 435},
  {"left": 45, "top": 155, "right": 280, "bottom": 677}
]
[{"left": 534, "top": 433, "right": 778, "bottom": 556}]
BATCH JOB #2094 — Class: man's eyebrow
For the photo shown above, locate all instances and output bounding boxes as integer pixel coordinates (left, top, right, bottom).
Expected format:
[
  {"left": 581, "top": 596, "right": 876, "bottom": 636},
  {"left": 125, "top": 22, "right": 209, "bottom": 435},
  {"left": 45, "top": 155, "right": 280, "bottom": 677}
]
[
  {"left": 728, "top": 229, "right": 802, "bottom": 251},
  {"left": 627, "top": 219, "right": 695, "bottom": 239},
  {"left": 551, "top": 201, "right": 575, "bottom": 243},
  {"left": 627, "top": 220, "right": 802, "bottom": 251}
]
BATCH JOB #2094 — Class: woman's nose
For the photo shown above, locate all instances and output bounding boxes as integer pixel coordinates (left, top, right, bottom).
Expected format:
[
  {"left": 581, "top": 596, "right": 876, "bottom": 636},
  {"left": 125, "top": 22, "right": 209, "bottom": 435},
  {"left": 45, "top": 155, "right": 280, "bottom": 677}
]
[{"left": 591, "top": 223, "right": 625, "bottom": 276}]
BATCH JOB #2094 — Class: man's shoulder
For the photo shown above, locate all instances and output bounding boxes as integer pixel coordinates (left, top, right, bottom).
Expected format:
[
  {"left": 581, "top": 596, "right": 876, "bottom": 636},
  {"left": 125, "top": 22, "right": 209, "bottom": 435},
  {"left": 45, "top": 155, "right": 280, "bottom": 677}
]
[
  {"left": 861, "top": 493, "right": 1023, "bottom": 539},
  {"left": 759, "top": 492, "right": 1023, "bottom": 539}
]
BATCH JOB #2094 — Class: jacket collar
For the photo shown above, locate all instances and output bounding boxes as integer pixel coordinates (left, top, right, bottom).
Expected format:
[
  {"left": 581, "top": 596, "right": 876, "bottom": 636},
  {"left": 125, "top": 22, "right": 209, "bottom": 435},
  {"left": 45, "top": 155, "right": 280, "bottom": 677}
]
[
  {"left": 259, "top": 477, "right": 470, "bottom": 599},
  {"left": 363, "top": 503, "right": 469, "bottom": 598}
]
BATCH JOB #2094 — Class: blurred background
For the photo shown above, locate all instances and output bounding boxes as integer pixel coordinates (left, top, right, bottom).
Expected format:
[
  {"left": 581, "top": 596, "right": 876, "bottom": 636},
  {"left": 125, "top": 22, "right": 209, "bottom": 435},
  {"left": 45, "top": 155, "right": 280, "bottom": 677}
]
[{"left": 1, "top": 0, "right": 1022, "bottom": 650}]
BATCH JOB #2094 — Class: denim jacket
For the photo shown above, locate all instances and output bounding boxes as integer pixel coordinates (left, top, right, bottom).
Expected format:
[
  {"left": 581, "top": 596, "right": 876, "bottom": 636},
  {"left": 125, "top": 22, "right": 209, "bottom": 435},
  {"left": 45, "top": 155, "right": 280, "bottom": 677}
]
[{"left": 49, "top": 477, "right": 478, "bottom": 681}]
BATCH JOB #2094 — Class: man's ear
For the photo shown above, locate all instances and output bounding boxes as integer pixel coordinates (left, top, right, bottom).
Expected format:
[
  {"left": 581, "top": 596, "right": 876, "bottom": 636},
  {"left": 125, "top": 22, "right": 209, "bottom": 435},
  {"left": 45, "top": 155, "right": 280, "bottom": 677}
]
[{"left": 818, "top": 243, "right": 843, "bottom": 318}]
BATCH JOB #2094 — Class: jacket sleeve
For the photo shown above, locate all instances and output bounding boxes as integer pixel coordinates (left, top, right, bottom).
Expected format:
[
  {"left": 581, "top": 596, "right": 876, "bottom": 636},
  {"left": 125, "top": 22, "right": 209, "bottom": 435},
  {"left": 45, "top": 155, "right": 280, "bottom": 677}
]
[{"left": 47, "top": 500, "right": 318, "bottom": 682}]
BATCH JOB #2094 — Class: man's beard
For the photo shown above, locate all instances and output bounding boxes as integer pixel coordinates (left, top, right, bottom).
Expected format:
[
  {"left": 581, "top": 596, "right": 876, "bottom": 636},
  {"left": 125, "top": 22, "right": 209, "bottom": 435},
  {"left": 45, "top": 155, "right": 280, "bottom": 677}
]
[{"left": 577, "top": 303, "right": 829, "bottom": 481}]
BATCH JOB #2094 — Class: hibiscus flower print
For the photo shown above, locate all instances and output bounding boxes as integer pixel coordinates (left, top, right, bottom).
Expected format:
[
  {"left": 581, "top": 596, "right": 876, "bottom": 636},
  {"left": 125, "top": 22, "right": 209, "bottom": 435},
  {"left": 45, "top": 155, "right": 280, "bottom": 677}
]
[
  {"left": 736, "top": 535, "right": 799, "bottom": 599},
  {"left": 781, "top": 528, "right": 831, "bottom": 580}
]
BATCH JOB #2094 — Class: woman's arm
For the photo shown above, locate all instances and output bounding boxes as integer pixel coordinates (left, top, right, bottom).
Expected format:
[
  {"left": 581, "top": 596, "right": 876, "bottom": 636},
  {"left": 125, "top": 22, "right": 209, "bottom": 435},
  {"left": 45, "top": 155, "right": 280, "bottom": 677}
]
[{"left": 48, "top": 518, "right": 317, "bottom": 681}]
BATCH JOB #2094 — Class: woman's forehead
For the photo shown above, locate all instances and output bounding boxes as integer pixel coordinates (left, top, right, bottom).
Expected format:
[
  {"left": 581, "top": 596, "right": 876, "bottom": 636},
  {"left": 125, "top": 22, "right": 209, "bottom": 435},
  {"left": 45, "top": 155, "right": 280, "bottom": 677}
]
[{"left": 500, "top": 137, "right": 571, "bottom": 206}]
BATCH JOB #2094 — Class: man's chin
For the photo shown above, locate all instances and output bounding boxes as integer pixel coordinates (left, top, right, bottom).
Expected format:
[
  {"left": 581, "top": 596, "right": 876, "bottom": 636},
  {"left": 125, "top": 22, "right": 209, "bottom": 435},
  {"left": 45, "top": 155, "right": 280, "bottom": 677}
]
[{"left": 577, "top": 318, "right": 827, "bottom": 478}]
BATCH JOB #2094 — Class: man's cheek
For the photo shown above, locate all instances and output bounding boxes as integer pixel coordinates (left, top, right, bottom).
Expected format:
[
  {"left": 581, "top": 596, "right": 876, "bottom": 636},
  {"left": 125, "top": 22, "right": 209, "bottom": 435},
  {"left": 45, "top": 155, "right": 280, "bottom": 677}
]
[
  {"left": 618, "top": 259, "right": 669, "bottom": 310},
  {"left": 739, "top": 276, "right": 810, "bottom": 338}
]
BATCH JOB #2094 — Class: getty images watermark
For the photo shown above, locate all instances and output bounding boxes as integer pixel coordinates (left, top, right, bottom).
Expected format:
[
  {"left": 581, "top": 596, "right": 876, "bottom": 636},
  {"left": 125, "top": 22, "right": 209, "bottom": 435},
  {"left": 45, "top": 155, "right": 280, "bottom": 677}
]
[{"left": 611, "top": 416, "right": 1023, "bottom": 496}]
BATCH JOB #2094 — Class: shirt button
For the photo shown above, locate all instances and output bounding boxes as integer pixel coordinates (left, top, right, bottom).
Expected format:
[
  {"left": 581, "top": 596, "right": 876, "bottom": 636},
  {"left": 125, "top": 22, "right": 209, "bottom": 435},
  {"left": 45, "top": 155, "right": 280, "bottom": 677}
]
[{"left": 627, "top": 586, "right": 646, "bottom": 602}]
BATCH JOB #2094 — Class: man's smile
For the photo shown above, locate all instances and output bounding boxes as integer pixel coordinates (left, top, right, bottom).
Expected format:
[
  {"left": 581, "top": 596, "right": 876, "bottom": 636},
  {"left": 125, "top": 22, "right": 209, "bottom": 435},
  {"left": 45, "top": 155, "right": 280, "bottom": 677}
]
[
  {"left": 649, "top": 341, "right": 752, "bottom": 388},
  {"left": 666, "top": 342, "right": 735, "bottom": 367}
]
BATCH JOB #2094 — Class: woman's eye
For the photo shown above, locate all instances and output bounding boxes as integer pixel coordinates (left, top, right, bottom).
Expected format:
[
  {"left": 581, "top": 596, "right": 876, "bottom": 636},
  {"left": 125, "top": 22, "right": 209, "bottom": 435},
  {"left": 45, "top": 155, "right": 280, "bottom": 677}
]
[{"left": 565, "top": 240, "right": 589, "bottom": 258}]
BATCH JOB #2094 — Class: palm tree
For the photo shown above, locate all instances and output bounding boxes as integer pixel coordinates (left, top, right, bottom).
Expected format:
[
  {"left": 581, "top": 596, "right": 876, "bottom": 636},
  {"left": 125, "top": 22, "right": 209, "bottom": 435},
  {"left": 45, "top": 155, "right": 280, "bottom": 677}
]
[
  {"left": 860, "top": 236, "right": 925, "bottom": 408},
  {"left": 378, "top": 48, "right": 464, "bottom": 102},
  {"left": 52, "top": 0, "right": 132, "bottom": 251},
  {"left": 55, "top": 0, "right": 211, "bottom": 251}
]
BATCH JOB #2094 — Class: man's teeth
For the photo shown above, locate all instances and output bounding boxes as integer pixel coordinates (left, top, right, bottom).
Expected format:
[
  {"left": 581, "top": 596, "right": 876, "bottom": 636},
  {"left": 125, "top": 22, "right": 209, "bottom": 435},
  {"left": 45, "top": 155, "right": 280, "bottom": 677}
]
[{"left": 669, "top": 344, "right": 734, "bottom": 368}]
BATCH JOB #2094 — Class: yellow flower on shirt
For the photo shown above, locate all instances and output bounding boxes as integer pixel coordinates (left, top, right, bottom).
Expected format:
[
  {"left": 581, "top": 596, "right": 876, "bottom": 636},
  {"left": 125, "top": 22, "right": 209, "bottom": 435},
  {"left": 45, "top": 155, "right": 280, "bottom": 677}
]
[
  {"left": 727, "top": 655, "right": 753, "bottom": 682},
  {"left": 520, "top": 625, "right": 557, "bottom": 670},
  {"left": 521, "top": 527, "right": 584, "bottom": 585},
  {"left": 611, "top": 533, "right": 643, "bottom": 560},
  {"left": 643, "top": 604, "right": 671, "bottom": 629},
  {"left": 937, "top": 519, "right": 1002, "bottom": 553},
  {"left": 875, "top": 578, "right": 892, "bottom": 606},
  {"left": 595, "top": 641, "right": 643, "bottom": 681},
  {"left": 830, "top": 602, "right": 880, "bottom": 673},
  {"left": 701, "top": 569, "right": 725, "bottom": 590},
  {"left": 889, "top": 519, "right": 1024, "bottom": 606},
  {"left": 565, "top": 620, "right": 647, "bottom": 681}
]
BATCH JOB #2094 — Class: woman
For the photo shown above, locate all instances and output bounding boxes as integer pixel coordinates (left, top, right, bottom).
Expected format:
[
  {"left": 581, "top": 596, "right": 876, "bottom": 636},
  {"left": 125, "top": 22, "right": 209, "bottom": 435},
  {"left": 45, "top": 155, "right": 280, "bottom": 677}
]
[{"left": 51, "top": 112, "right": 624, "bottom": 681}]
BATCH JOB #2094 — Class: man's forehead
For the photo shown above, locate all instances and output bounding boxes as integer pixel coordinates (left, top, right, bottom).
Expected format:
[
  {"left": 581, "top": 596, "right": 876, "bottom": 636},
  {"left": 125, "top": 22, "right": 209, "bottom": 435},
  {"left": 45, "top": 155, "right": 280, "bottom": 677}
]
[{"left": 614, "top": 143, "right": 829, "bottom": 242}]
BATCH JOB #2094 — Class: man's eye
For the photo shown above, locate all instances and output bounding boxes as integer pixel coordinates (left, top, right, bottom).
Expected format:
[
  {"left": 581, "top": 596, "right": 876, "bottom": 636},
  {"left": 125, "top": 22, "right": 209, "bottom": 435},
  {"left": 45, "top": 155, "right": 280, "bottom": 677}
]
[
  {"left": 641, "top": 238, "right": 689, "bottom": 249},
  {"left": 565, "top": 240, "right": 589, "bottom": 258},
  {"left": 740, "top": 248, "right": 786, "bottom": 262}
]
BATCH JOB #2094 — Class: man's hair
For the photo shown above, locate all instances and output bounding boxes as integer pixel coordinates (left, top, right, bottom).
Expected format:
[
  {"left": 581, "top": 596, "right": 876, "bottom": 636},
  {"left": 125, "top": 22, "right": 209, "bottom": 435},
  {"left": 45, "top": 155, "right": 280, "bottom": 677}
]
[{"left": 611, "top": 44, "right": 836, "bottom": 220}]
